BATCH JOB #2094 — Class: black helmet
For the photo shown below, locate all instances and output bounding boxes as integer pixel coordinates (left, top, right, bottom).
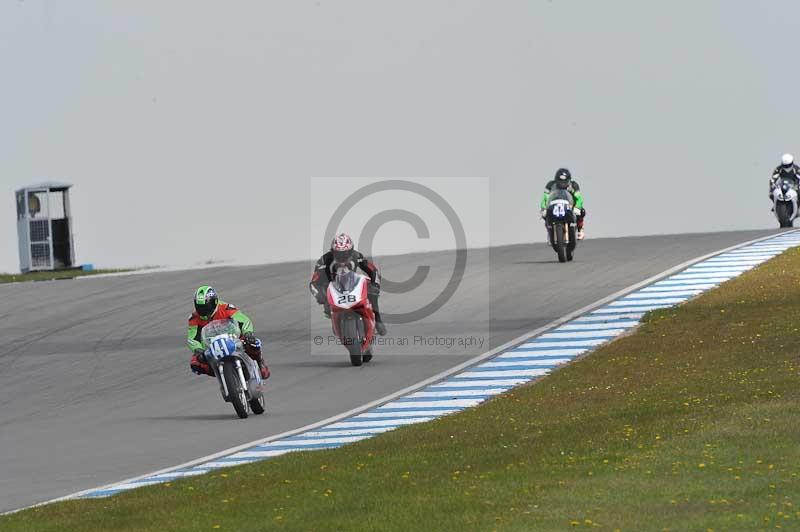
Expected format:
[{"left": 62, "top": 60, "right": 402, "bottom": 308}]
[
  {"left": 554, "top": 168, "right": 571, "bottom": 189},
  {"left": 194, "top": 285, "right": 219, "bottom": 319}
]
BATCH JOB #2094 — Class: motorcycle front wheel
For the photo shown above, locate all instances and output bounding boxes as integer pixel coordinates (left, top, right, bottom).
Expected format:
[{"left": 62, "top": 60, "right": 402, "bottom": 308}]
[
  {"left": 222, "top": 360, "right": 249, "bottom": 419},
  {"left": 555, "top": 224, "right": 568, "bottom": 263},
  {"left": 776, "top": 202, "right": 793, "bottom": 228}
]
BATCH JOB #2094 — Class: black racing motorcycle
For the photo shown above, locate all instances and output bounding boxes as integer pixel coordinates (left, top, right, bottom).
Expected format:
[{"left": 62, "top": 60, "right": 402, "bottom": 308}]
[{"left": 545, "top": 189, "right": 578, "bottom": 263}]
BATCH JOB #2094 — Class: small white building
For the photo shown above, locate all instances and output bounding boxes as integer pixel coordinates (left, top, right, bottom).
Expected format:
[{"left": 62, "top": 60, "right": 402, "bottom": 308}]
[{"left": 16, "top": 182, "right": 76, "bottom": 272}]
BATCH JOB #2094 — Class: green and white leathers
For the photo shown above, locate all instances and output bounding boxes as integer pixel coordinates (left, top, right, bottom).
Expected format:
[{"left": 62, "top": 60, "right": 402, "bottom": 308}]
[
  {"left": 187, "top": 285, "right": 254, "bottom": 352},
  {"left": 540, "top": 180, "right": 584, "bottom": 211}
]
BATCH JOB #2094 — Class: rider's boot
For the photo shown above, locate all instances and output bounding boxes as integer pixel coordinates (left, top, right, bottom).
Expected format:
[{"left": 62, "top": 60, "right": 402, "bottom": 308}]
[
  {"left": 368, "top": 294, "right": 387, "bottom": 336},
  {"left": 258, "top": 361, "right": 270, "bottom": 380},
  {"left": 374, "top": 312, "right": 387, "bottom": 336},
  {"left": 577, "top": 219, "right": 585, "bottom": 240}
]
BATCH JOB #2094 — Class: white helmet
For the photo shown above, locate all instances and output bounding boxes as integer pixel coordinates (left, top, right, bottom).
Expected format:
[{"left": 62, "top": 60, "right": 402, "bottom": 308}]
[{"left": 782, "top": 153, "right": 794, "bottom": 167}]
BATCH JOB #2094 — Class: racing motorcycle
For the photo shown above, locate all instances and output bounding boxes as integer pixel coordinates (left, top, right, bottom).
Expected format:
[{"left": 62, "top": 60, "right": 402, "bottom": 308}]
[
  {"left": 200, "top": 319, "right": 265, "bottom": 419},
  {"left": 772, "top": 177, "right": 799, "bottom": 228},
  {"left": 327, "top": 266, "right": 376, "bottom": 366},
  {"left": 545, "top": 188, "right": 578, "bottom": 263}
]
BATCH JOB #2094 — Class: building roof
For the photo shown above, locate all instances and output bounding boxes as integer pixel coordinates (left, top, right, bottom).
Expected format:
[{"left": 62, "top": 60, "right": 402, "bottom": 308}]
[{"left": 15, "top": 181, "right": 73, "bottom": 193}]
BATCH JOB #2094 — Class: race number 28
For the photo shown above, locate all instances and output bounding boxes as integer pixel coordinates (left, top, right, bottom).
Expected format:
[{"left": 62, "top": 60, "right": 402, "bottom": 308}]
[{"left": 337, "top": 294, "right": 357, "bottom": 304}]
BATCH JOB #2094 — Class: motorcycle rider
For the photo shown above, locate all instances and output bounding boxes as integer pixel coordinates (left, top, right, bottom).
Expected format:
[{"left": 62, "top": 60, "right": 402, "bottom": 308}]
[
  {"left": 309, "top": 233, "right": 387, "bottom": 336},
  {"left": 540, "top": 168, "right": 586, "bottom": 240},
  {"left": 769, "top": 153, "right": 800, "bottom": 203},
  {"left": 187, "top": 285, "right": 270, "bottom": 379}
]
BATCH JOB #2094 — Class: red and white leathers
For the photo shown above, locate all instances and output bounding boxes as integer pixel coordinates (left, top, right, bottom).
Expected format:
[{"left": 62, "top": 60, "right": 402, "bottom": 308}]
[{"left": 327, "top": 272, "right": 376, "bottom": 352}]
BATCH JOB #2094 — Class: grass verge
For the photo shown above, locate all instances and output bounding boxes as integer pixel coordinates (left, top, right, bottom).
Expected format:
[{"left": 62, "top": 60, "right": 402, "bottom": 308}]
[
  {"left": 0, "top": 269, "right": 134, "bottom": 284},
  {"left": 4, "top": 249, "right": 800, "bottom": 531}
]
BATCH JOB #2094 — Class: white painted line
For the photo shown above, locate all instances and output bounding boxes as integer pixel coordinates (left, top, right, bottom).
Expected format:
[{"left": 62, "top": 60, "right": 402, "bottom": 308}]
[
  {"left": 302, "top": 427, "right": 396, "bottom": 437},
  {"left": 538, "top": 330, "right": 625, "bottom": 339},
  {"left": 518, "top": 338, "right": 609, "bottom": 348},
  {"left": 482, "top": 358, "right": 571, "bottom": 368},
  {"left": 354, "top": 410, "right": 452, "bottom": 419},
  {"left": 692, "top": 258, "right": 767, "bottom": 268},
  {"left": 706, "top": 255, "right": 773, "bottom": 261},
  {"left": 261, "top": 436, "right": 370, "bottom": 447},
  {"left": 501, "top": 348, "right": 588, "bottom": 358},
  {"left": 665, "top": 277, "right": 734, "bottom": 284},
  {"left": 654, "top": 278, "right": 726, "bottom": 286},
  {"left": 381, "top": 399, "right": 484, "bottom": 409},
  {"left": 200, "top": 459, "right": 275, "bottom": 469},
  {"left": 625, "top": 290, "right": 702, "bottom": 298},
  {"left": 592, "top": 305, "right": 671, "bottom": 314},
  {"left": 96, "top": 480, "right": 165, "bottom": 492},
  {"left": 641, "top": 285, "right": 714, "bottom": 292},
  {"left": 430, "top": 379, "right": 529, "bottom": 388},
  {"left": 327, "top": 417, "right": 434, "bottom": 429},
  {"left": 557, "top": 321, "right": 639, "bottom": 330},
  {"left": 670, "top": 272, "right": 737, "bottom": 280},
  {"left": 407, "top": 388, "right": 508, "bottom": 398},
  {"left": 226, "top": 450, "right": 305, "bottom": 460},
  {"left": 459, "top": 368, "right": 552, "bottom": 379},
  {"left": 685, "top": 263, "right": 754, "bottom": 270},
  {"left": 612, "top": 298, "right": 686, "bottom": 306},
  {"left": 572, "top": 313, "right": 645, "bottom": 323}
]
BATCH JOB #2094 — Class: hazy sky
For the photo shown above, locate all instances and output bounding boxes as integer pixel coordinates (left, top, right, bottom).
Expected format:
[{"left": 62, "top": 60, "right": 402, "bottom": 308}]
[{"left": 2, "top": 1, "right": 797, "bottom": 273}]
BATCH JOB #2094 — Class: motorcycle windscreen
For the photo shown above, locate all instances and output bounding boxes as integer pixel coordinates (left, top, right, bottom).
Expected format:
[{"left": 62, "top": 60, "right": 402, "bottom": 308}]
[
  {"left": 333, "top": 269, "right": 360, "bottom": 294},
  {"left": 548, "top": 188, "right": 574, "bottom": 206},
  {"left": 200, "top": 319, "right": 241, "bottom": 347}
]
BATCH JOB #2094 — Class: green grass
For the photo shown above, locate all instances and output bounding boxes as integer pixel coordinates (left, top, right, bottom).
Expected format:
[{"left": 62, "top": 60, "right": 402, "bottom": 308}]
[
  {"left": 5, "top": 249, "right": 800, "bottom": 531},
  {"left": 0, "top": 269, "right": 134, "bottom": 284}
]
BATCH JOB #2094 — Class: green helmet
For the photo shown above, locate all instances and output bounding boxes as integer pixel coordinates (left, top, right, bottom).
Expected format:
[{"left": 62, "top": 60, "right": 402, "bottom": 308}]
[{"left": 194, "top": 285, "right": 219, "bottom": 319}]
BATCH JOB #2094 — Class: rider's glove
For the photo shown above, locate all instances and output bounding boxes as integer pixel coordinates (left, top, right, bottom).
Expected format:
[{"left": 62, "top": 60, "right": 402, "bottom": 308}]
[
  {"left": 540, "top": 209, "right": 546, "bottom": 219},
  {"left": 190, "top": 351, "right": 210, "bottom": 375}
]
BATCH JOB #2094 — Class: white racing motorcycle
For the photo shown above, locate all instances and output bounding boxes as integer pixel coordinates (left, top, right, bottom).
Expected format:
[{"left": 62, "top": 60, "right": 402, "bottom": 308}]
[
  {"left": 772, "top": 177, "right": 799, "bottom": 228},
  {"left": 326, "top": 266, "right": 376, "bottom": 366},
  {"left": 200, "top": 319, "right": 265, "bottom": 419}
]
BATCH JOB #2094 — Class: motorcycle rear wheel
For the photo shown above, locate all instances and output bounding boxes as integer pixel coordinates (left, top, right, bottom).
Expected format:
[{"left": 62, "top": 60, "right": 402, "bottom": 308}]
[{"left": 249, "top": 394, "right": 265, "bottom": 415}]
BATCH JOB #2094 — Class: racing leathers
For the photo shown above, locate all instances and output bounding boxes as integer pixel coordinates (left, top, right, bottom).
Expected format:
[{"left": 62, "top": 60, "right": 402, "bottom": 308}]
[
  {"left": 540, "top": 179, "right": 586, "bottom": 235},
  {"left": 770, "top": 163, "right": 800, "bottom": 202},
  {"left": 187, "top": 302, "right": 270, "bottom": 379},
  {"left": 309, "top": 250, "right": 386, "bottom": 335}
]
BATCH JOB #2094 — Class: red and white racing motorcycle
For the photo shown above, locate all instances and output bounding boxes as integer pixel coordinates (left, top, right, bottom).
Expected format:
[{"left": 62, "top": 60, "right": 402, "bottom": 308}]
[{"left": 327, "top": 266, "right": 376, "bottom": 366}]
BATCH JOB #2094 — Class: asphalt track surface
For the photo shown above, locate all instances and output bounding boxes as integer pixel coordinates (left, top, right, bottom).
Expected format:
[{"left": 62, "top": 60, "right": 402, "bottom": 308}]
[{"left": 0, "top": 230, "right": 775, "bottom": 512}]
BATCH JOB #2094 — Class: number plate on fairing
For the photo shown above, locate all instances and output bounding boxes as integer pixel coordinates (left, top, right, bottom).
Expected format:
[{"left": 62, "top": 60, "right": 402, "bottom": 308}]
[{"left": 328, "top": 276, "right": 368, "bottom": 310}]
